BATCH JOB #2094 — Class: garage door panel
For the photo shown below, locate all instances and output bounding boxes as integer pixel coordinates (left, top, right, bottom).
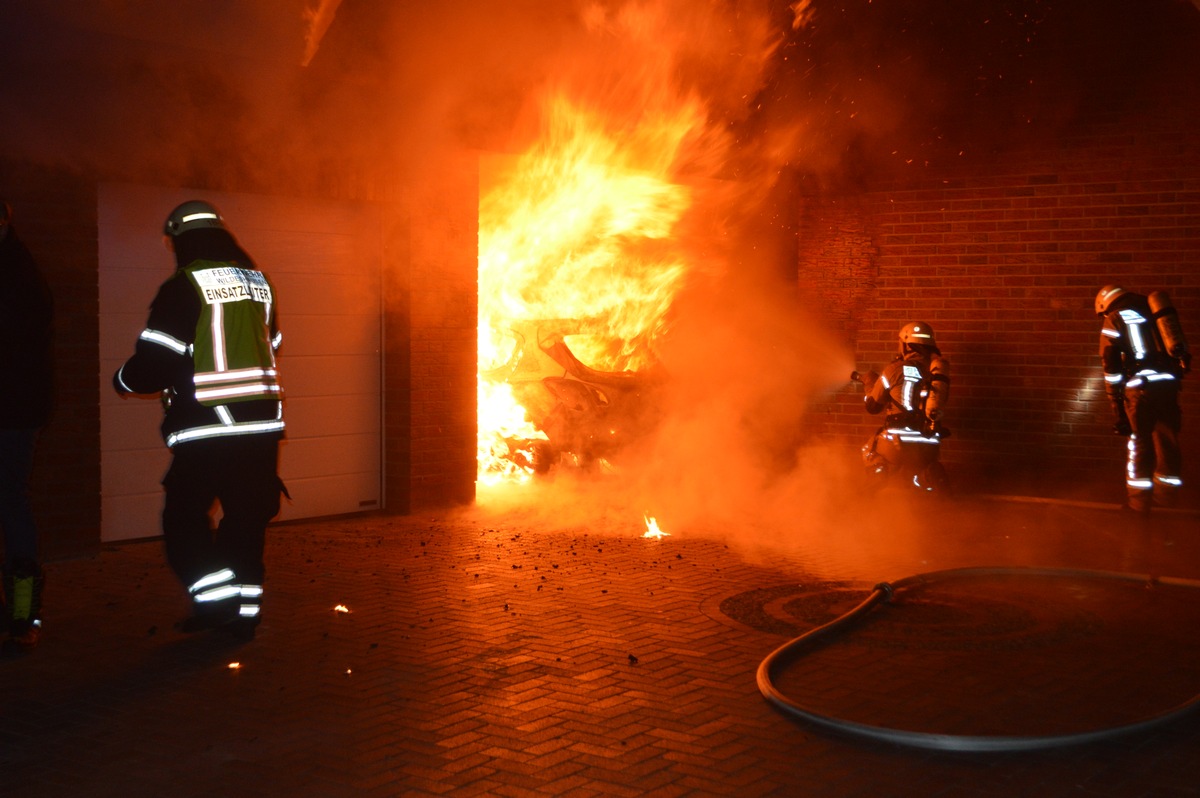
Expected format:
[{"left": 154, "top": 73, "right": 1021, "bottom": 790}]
[
  {"left": 253, "top": 235, "right": 364, "bottom": 276},
  {"left": 282, "top": 354, "right": 379, "bottom": 398},
  {"left": 102, "top": 492, "right": 166, "bottom": 542},
  {"left": 280, "top": 434, "right": 380, "bottom": 480},
  {"left": 101, "top": 399, "right": 169, "bottom": 452},
  {"left": 282, "top": 317, "right": 380, "bottom": 356},
  {"left": 274, "top": 271, "right": 379, "bottom": 312},
  {"left": 277, "top": 472, "right": 380, "bottom": 520},
  {"left": 100, "top": 313, "right": 158, "bottom": 350},
  {"left": 103, "top": 448, "right": 171, "bottom": 496},
  {"left": 283, "top": 396, "right": 376, "bottom": 439},
  {"left": 100, "top": 267, "right": 173, "bottom": 308}
]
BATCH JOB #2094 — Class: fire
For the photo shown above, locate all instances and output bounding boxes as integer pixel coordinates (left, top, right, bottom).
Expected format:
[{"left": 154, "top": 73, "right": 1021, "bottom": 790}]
[
  {"left": 475, "top": 3, "right": 781, "bottom": 489},
  {"left": 476, "top": 378, "right": 548, "bottom": 485},
  {"left": 476, "top": 68, "right": 702, "bottom": 484},
  {"left": 643, "top": 515, "right": 669, "bottom": 539}
]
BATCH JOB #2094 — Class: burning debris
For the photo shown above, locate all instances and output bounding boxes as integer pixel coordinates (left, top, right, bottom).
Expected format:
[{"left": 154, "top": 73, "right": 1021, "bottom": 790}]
[{"left": 643, "top": 516, "right": 669, "bottom": 539}]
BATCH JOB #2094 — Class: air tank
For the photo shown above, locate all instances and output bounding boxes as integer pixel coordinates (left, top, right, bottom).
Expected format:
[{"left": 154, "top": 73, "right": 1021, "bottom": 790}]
[{"left": 1148, "top": 290, "right": 1190, "bottom": 358}]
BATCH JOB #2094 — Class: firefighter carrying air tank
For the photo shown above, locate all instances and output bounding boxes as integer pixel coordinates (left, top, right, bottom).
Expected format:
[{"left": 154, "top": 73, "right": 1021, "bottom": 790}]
[
  {"left": 852, "top": 321, "right": 951, "bottom": 491},
  {"left": 1095, "top": 285, "right": 1190, "bottom": 514}
]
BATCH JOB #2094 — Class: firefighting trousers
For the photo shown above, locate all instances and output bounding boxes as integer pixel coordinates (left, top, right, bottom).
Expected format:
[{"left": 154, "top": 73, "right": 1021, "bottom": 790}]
[
  {"left": 161, "top": 435, "right": 283, "bottom": 612},
  {"left": 0, "top": 428, "right": 41, "bottom": 564},
  {"left": 1123, "top": 386, "right": 1183, "bottom": 511}
]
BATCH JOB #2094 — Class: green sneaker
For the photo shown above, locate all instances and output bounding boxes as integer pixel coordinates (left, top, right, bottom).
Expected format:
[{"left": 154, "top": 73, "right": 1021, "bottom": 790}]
[{"left": 3, "top": 563, "right": 44, "bottom": 653}]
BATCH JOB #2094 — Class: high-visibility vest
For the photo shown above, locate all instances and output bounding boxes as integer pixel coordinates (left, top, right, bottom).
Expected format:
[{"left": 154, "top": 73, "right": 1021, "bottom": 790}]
[{"left": 184, "top": 261, "right": 281, "bottom": 407}]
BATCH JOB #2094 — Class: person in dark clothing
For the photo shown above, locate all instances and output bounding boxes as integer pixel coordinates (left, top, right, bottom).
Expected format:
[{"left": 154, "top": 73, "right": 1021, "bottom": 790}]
[
  {"left": 0, "top": 200, "right": 53, "bottom": 652},
  {"left": 1095, "top": 285, "right": 1190, "bottom": 514},
  {"left": 114, "top": 200, "right": 286, "bottom": 640}
]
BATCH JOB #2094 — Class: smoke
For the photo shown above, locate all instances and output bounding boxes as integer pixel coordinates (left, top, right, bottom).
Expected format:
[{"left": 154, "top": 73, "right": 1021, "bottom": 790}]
[
  {"left": 0, "top": 2, "right": 310, "bottom": 182},
  {"left": 463, "top": 1, "right": 893, "bottom": 573},
  {"left": 301, "top": 0, "right": 343, "bottom": 68},
  {"left": 7, "top": 0, "right": 1195, "bottom": 576}
]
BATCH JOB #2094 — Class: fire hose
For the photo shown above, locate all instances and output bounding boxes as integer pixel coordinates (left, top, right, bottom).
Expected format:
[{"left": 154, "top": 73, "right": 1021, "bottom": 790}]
[{"left": 756, "top": 565, "right": 1200, "bottom": 752}]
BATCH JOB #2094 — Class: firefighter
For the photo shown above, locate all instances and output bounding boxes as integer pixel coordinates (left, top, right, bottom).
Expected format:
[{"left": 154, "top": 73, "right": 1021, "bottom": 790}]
[
  {"left": 1095, "top": 285, "right": 1190, "bottom": 514},
  {"left": 0, "top": 201, "right": 53, "bottom": 652},
  {"left": 856, "top": 321, "right": 951, "bottom": 490},
  {"left": 114, "top": 200, "right": 286, "bottom": 640}
]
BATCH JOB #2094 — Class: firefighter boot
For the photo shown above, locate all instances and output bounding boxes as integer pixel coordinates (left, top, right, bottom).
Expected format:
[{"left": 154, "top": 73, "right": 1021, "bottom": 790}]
[{"left": 3, "top": 559, "right": 44, "bottom": 653}]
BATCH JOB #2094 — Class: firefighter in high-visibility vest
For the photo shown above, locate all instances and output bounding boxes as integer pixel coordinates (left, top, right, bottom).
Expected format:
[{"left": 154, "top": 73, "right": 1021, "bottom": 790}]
[
  {"left": 114, "top": 200, "right": 286, "bottom": 639},
  {"left": 855, "top": 321, "right": 951, "bottom": 490},
  {"left": 1095, "top": 285, "right": 1190, "bottom": 514}
]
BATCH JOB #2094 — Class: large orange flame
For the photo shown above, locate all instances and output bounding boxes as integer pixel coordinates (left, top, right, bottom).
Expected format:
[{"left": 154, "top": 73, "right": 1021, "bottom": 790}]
[{"left": 476, "top": 2, "right": 778, "bottom": 486}]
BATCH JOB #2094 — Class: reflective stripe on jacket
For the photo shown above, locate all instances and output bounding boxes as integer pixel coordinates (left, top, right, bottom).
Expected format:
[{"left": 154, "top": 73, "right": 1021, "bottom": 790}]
[
  {"left": 113, "top": 258, "right": 285, "bottom": 448},
  {"left": 1099, "top": 293, "right": 1179, "bottom": 397},
  {"left": 185, "top": 262, "right": 281, "bottom": 406}
]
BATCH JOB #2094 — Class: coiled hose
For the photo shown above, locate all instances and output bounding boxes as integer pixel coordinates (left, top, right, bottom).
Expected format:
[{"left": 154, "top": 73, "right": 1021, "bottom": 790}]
[{"left": 756, "top": 566, "right": 1200, "bottom": 752}]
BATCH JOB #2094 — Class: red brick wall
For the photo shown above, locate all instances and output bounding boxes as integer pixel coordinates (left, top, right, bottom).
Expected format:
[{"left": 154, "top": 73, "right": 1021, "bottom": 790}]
[
  {"left": 397, "top": 154, "right": 479, "bottom": 511},
  {"left": 800, "top": 106, "right": 1200, "bottom": 506},
  {"left": 0, "top": 162, "right": 102, "bottom": 559}
]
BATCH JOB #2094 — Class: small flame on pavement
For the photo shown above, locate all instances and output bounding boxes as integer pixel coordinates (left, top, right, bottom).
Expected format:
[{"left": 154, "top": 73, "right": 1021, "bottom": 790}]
[
  {"left": 227, "top": 662, "right": 241, "bottom": 670},
  {"left": 643, "top": 515, "right": 669, "bottom": 538},
  {"left": 333, "top": 604, "right": 350, "bottom": 614}
]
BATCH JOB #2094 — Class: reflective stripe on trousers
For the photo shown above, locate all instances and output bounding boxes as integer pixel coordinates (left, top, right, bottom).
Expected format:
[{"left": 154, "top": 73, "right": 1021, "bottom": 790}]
[{"left": 189, "top": 568, "right": 262, "bottom": 617}]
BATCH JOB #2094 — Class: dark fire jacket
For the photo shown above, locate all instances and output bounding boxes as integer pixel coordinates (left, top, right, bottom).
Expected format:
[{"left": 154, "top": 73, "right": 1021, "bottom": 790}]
[{"left": 0, "top": 227, "right": 54, "bottom": 429}]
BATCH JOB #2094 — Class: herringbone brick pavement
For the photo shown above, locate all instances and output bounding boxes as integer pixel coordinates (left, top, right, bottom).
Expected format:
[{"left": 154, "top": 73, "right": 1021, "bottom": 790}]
[{"left": 3, "top": 493, "right": 1200, "bottom": 797}]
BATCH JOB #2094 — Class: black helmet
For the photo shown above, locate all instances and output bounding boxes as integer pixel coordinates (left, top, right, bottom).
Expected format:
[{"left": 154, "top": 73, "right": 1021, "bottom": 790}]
[{"left": 164, "top": 200, "right": 225, "bottom": 237}]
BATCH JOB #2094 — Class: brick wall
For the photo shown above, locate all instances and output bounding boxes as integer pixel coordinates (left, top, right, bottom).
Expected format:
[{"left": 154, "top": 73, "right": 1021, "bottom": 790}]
[
  {"left": 800, "top": 101, "right": 1200, "bottom": 505},
  {"left": 0, "top": 162, "right": 102, "bottom": 559},
  {"left": 386, "top": 151, "right": 475, "bottom": 506}
]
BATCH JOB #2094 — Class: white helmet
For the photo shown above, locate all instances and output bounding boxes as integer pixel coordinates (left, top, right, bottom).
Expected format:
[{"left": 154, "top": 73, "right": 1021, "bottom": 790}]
[
  {"left": 1094, "top": 285, "right": 1127, "bottom": 315},
  {"left": 164, "top": 200, "right": 225, "bottom": 237}
]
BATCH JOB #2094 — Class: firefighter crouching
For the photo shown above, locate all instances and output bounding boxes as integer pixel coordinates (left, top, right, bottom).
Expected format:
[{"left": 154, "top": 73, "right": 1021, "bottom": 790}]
[
  {"left": 114, "top": 200, "right": 286, "bottom": 640},
  {"left": 1095, "top": 285, "right": 1190, "bottom": 514},
  {"left": 853, "top": 321, "right": 951, "bottom": 491}
]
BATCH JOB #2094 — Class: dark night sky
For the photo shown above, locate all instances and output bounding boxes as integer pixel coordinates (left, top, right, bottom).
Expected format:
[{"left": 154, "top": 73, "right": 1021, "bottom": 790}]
[{"left": 2, "top": 0, "right": 1197, "bottom": 188}]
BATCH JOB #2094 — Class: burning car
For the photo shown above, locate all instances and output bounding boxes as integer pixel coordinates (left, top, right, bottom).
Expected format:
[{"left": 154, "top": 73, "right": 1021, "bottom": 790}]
[{"left": 481, "top": 319, "right": 666, "bottom": 477}]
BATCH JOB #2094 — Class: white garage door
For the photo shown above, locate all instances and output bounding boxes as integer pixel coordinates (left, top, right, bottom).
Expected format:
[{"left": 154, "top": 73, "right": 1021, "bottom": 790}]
[{"left": 98, "top": 183, "right": 383, "bottom": 542}]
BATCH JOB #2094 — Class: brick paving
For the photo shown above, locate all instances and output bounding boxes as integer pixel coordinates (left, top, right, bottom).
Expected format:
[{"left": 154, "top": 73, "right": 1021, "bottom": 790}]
[{"left": 3, "top": 490, "right": 1200, "bottom": 797}]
